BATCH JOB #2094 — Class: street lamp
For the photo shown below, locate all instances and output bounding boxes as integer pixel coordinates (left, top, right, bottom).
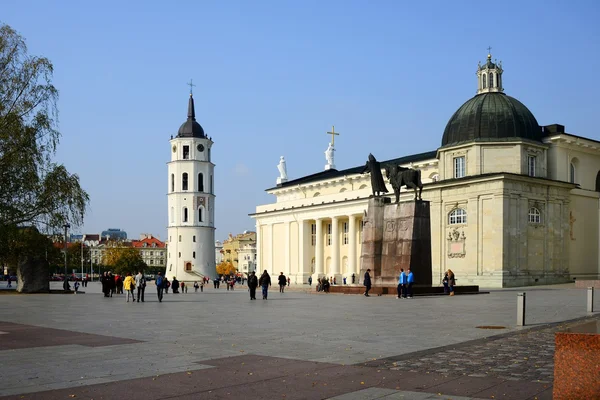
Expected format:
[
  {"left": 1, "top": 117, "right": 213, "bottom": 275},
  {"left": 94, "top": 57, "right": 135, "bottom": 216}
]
[{"left": 63, "top": 223, "right": 70, "bottom": 279}]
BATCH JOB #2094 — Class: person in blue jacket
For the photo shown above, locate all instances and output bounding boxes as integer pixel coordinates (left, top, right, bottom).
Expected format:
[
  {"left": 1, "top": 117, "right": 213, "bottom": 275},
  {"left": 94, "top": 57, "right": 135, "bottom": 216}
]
[
  {"left": 405, "top": 268, "right": 414, "bottom": 298},
  {"left": 397, "top": 268, "right": 406, "bottom": 299}
]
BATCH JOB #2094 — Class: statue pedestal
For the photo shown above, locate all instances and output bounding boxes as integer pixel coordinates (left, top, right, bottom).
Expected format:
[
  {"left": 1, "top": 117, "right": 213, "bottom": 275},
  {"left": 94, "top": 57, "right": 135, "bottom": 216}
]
[
  {"left": 276, "top": 177, "right": 288, "bottom": 185},
  {"left": 360, "top": 198, "right": 432, "bottom": 286}
]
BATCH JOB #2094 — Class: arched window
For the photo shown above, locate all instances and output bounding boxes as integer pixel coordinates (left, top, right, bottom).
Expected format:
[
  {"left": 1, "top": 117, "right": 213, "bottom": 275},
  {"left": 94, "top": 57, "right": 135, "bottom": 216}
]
[
  {"left": 570, "top": 162, "right": 576, "bottom": 183},
  {"left": 448, "top": 208, "right": 467, "bottom": 225},
  {"left": 171, "top": 174, "right": 175, "bottom": 192},
  {"left": 528, "top": 207, "right": 541, "bottom": 223},
  {"left": 183, "top": 207, "right": 188, "bottom": 222},
  {"left": 198, "top": 206, "right": 203, "bottom": 222},
  {"left": 489, "top": 73, "right": 494, "bottom": 88},
  {"left": 193, "top": 252, "right": 196, "bottom": 259},
  {"left": 595, "top": 171, "right": 600, "bottom": 192},
  {"left": 210, "top": 175, "right": 213, "bottom": 193},
  {"left": 170, "top": 207, "right": 174, "bottom": 223},
  {"left": 182, "top": 173, "right": 188, "bottom": 190},
  {"left": 198, "top": 173, "right": 204, "bottom": 192},
  {"left": 482, "top": 74, "right": 487, "bottom": 88}
]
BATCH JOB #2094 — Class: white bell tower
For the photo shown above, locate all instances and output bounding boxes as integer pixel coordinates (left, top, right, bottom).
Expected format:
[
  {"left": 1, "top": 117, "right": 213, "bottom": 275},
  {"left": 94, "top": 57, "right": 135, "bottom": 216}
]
[{"left": 167, "top": 88, "right": 216, "bottom": 280}]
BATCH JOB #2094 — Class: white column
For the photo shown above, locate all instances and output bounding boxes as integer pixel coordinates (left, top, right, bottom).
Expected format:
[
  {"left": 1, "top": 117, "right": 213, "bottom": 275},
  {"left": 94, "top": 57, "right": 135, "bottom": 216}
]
[
  {"left": 255, "top": 223, "right": 261, "bottom": 273},
  {"left": 269, "top": 223, "right": 274, "bottom": 274},
  {"left": 331, "top": 216, "right": 340, "bottom": 277},
  {"left": 348, "top": 215, "right": 356, "bottom": 278},
  {"left": 298, "top": 220, "right": 307, "bottom": 283},
  {"left": 315, "top": 218, "right": 323, "bottom": 276},
  {"left": 284, "top": 221, "right": 290, "bottom": 276}
]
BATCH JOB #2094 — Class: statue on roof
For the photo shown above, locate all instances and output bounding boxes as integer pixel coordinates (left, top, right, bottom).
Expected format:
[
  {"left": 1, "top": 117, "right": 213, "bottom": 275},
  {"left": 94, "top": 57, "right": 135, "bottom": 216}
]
[
  {"left": 361, "top": 153, "right": 388, "bottom": 197},
  {"left": 276, "top": 156, "right": 288, "bottom": 185},
  {"left": 325, "top": 143, "right": 335, "bottom": 170}
]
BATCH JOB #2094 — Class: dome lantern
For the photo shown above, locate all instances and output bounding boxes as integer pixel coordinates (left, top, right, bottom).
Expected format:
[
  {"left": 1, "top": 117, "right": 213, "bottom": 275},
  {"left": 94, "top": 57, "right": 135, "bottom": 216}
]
[{"left": 476, "top": 47, "right": 503, "bottom": 95}]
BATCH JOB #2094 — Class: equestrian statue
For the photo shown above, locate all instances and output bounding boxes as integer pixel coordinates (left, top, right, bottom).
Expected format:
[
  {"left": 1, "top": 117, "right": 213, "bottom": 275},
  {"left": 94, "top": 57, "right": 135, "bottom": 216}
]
[{"left": 384, "top": 164, "right": 423, "bottom": 202}]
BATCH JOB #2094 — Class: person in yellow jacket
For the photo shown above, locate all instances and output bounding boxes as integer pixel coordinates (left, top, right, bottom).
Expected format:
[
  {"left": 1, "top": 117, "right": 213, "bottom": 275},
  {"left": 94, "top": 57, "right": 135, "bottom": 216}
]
[{"left": 123, "top": 272, "right": 136, "bottom": 302}]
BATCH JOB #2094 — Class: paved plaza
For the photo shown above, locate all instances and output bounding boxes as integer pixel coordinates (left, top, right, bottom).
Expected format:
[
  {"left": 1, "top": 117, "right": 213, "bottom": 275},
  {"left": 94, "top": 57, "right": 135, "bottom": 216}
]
[{"left": 0, "top": 281, "right": 598, "bottom": 399}]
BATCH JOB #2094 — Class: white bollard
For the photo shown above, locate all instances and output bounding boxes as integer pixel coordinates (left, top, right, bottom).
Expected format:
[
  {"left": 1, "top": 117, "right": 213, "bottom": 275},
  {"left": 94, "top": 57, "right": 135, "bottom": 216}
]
[
  {"left": 517, "top": 292, "right": 526, "bottom": 326},
  {"left": 587, "top": 287, "right": 594, "bottom": 313}
]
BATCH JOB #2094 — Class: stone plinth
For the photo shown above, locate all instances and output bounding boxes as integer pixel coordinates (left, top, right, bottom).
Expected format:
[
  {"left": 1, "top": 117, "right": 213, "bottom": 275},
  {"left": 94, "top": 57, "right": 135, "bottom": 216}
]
[
  {"left": 360, "top": 197, "right": 389, "bottom": 281},
  {"left": 553, "top": 319, "right": 600, "bottom": 399},
  {"left": 360, "top": 198, "right": 432, "bottom": 286},
  {"left": 575, "top": 279, "right": 600, "bottom": 289}
]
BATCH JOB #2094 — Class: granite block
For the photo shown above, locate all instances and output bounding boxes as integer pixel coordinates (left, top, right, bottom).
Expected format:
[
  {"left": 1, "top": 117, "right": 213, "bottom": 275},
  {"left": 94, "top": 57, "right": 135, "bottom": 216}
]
[{"left": 553, "top": 320, "right": 600, "bottom": 399}]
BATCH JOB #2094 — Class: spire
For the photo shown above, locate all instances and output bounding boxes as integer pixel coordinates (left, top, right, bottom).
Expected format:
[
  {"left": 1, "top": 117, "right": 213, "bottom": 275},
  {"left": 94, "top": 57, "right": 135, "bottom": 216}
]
[
  {"left": 476, "top": 48, "right": 503, "bottom": 95},
  {"left": 187, "top": 94, "right": 196, "bottom": 120}
]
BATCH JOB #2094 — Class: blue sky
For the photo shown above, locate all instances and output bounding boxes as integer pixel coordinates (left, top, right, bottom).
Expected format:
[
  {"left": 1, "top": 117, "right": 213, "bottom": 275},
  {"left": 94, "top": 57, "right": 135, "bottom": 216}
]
[{"left": 3, "top": 0, "right": 599, "bottom": 242}]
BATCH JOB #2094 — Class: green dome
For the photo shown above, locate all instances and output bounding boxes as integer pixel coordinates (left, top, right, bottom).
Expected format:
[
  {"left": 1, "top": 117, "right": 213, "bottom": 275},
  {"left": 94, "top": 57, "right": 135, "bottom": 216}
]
[{"left": 441, "top": 92, "right": 542, "bottom": 147}]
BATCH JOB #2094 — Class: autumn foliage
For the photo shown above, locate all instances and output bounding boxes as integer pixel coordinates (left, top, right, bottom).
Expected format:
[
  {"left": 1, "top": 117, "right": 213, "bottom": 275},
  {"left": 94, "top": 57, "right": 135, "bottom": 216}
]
[{"left": 216, "top": 261, "right": 236, "bottom": 276}]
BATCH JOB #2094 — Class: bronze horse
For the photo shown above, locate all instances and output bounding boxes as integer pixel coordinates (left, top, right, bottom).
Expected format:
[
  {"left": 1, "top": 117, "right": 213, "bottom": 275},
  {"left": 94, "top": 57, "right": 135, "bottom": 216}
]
[{"left": 384, "top": 164, "right": 423, "bottom": 202}]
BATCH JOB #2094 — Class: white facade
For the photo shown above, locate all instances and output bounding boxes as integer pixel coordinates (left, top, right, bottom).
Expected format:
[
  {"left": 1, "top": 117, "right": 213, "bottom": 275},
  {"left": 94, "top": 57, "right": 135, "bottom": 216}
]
[
  {"left": 166, "top": 94, "right": 216, "bottom": 280},
  {"left": 215, "top": 240, "right": 223, "bottom": 264},
  {"left": 237, "top": 242, "right": 257, "bottom": 274}
]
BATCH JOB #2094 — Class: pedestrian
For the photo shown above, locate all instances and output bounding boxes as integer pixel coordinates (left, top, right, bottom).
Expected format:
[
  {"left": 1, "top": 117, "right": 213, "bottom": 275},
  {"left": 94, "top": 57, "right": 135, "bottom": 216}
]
[
  {"left": 6, "top": 275, "right": 12, "bottom": 288},
  {"left": 213, "top": 277, "right": 219, "bottom": 289},
  {"left": 73, "top": 280, "right": 80, "bottom": 294},
  {"left": 63, "top": 277, "right": 71, "bottom": 292},
  {"left": 397, "top": 268, "right": 405, "bottom": 299},
  {"left": 287, "top": 276, "right": 290, "bottom": 287},
  {"left": 115, "top": 274, "right": 123, "bottom": 294},
  {"left": 278, "top": 272, "right": 286, "bottom": 293},
  {"left": 123, "top": 272, "right": 136, "bottom": 302},
  {"left": 172, "top": 277, "right": 179, "bottom": 293},
  {"left": 322, "top": 277, "right": 330, "bottom": 293},
  {"left": 343, "top": 277, "right": 347, "bottom": 285},
  {"left": 352, "top": 273, "right": 356, "bottom": 284},
  {"left": 108, "top": 272, "right": 115, "bottom": 297},
  {"left": 194, "top": 281, "right": 199, "bottom": 292},
  {"left": 155, "top": 272, "right": 164, "bottom": 302},
  {"left": 259, "top": 270, "right": 271, "bottom": 300},
  {"left": 101, "top": 272, "right": 109, "bottom": 297},
  {"left": 333, "top": 276, "right": 337, "bottom": 285},
  {"left": 308, "top": 276, "right": 312, "bottom": 287},
  {"left": 447, "top": 269, "right": 456, "bottom": 296},
  {"left": 165, "top": 277, "right": 170, "bottom": 293},
  {"left": 364, "top": 268, "right": 372, "bottom": 297},
  {"left": 442, "top": 271, "right": 449, "bottom": 294},
  {"left": 180, "top": 280, "right": 186, "bottom": 294},
  {"left": 135, "top": 270, "right": 146, "bottom": 302},
  {"left": 406, "top": 268, "right": 414, "bottom": 298},
  {"left": 316, "top": 278, "right": 322, "bottom": 292},
  {"left": 248, "top": 271, "right": 258, "bottom": 300}
]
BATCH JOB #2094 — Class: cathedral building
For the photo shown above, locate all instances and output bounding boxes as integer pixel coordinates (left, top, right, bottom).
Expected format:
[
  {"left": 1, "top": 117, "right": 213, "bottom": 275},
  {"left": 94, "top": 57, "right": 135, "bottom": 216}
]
[
  {"left": 251, "top": 53, "right": 600, "bottom": 288},
  {"left": 166, "top": 93, "right": 216, "bottom": 280}
]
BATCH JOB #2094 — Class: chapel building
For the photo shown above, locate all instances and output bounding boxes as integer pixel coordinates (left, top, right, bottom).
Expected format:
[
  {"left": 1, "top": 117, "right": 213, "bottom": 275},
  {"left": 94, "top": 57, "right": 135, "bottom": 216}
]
[{"left": 251, "top": 53, "right": 600, "bottom": 288}]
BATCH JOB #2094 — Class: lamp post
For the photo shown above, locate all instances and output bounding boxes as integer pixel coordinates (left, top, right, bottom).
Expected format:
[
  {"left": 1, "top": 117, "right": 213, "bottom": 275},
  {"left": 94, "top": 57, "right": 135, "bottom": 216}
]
[{"left": 63, "top": 223, "right": 70, "bottom": 279}]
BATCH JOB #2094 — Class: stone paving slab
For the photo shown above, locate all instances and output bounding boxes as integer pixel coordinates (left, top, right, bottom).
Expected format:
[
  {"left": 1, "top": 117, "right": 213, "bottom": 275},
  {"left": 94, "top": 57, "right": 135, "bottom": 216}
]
[{"left": 0, "top": 282, "right": 598, "bottom": 398}]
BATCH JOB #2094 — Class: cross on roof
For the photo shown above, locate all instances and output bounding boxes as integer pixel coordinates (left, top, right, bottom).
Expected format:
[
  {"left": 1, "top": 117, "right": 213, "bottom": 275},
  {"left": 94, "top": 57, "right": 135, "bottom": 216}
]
[
  {"left": 487, "top": 46, "right": 492, "bottom": 54},
  {"left": 187, "top": 79, "right": 196, "bottom": 95},
  {"left": 326, "top": 125, "right": 340, "bottom": 146}
]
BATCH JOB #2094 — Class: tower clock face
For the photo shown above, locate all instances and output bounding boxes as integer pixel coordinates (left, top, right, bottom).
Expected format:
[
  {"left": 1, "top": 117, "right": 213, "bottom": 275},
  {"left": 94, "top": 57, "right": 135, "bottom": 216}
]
[
  {"left": 172, "top": 145, "right": 176, "bottom": 153},
  {"left": 197, "top": 144, "right": 205, "bottom": 152}
]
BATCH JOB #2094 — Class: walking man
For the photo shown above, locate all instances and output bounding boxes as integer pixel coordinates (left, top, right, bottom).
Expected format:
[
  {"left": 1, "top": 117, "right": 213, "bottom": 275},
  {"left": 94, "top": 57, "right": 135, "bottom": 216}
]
[
  {"left": 406, "top": 268, "right": 414, "bottom": 298},
  {"left": 155, "top": 272, "right": 164, "bottom": 302},
  {"left": 278, "top": 272, "right": 287, "bottom": 293},
  {"left": 248, "top": 271, "right": 258, "bottom": 300},
  {"left": 259, "top": 270, "right": 271, "bottom": 300},
  {"left": 364, "top": 268, "right": 372, "bottom": 297},
  {"left": 397, "top": 268, "right": 405, "bottom": 299},
  {"left": 135, "top": 270, "right": 146, "bottom": 302}
]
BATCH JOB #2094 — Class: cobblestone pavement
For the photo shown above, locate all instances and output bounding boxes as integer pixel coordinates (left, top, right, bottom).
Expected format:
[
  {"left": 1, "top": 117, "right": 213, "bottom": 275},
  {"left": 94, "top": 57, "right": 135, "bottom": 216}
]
[{"left": 361, "top": 316, "right": 599, "bottom": 384}]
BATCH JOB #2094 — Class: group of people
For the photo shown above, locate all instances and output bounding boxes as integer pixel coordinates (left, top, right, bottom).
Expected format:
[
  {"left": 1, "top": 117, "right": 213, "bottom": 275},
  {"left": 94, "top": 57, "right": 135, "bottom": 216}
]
[
  {"left": 395, "top": 268, "right": 415, "bottom": 298},
  {"left": 245, "top": 270, "right": 273, "bottom": 300}
]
